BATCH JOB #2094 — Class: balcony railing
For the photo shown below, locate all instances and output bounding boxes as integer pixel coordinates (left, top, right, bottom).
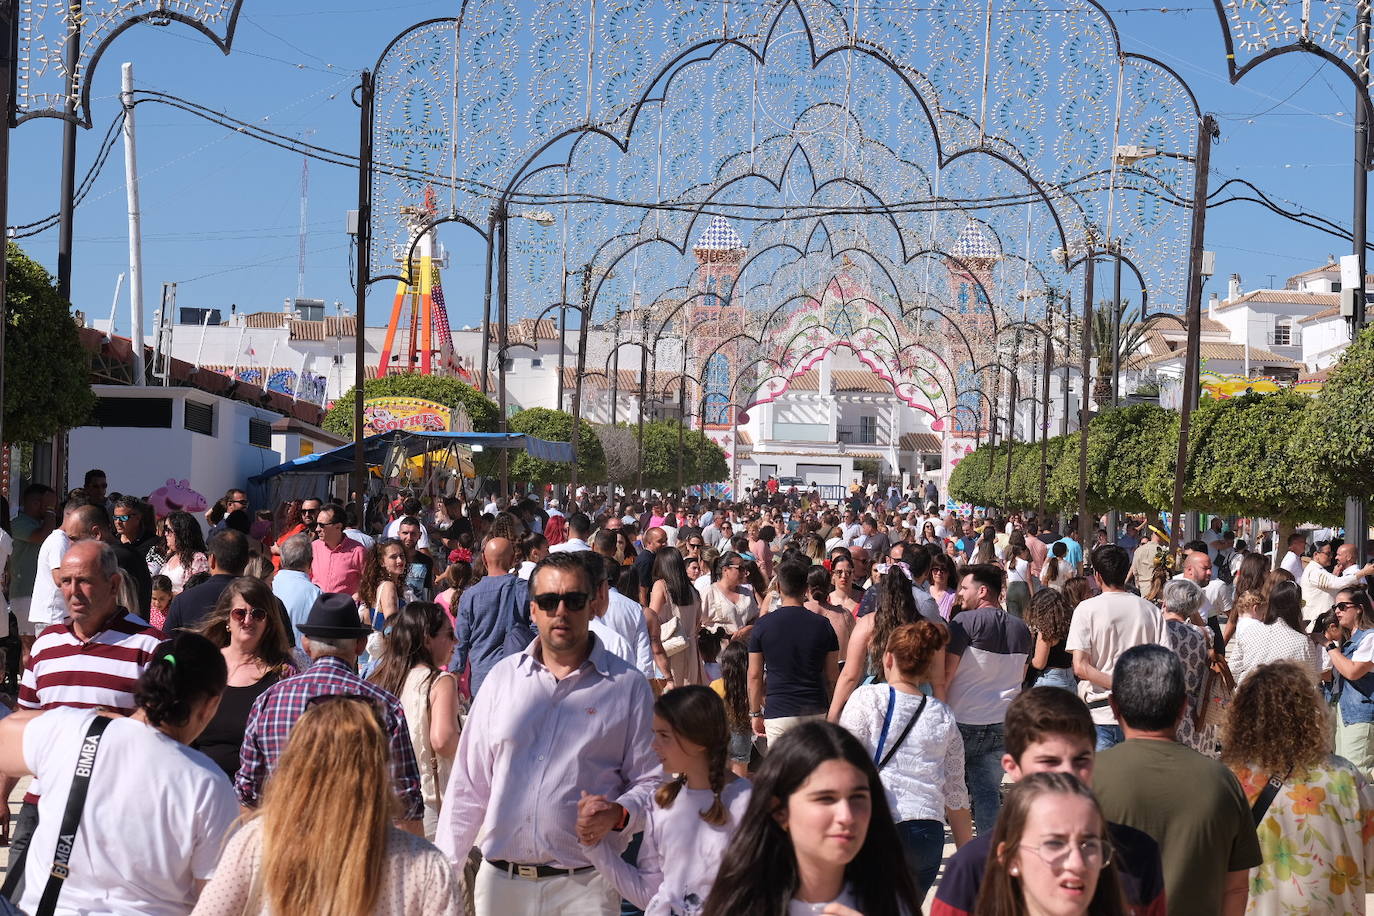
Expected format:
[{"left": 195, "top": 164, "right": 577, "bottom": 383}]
[{"left": 837, "top": 424, "right": 879, "bottom": 445}]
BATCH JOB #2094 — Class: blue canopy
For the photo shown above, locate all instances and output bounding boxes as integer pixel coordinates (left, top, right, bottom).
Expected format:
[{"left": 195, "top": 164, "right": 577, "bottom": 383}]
[{"left": 250, "top": 429, "right": 574, "bottom": 483}]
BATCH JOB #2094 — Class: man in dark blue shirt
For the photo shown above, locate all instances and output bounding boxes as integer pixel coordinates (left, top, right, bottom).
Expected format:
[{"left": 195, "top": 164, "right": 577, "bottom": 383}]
[
  {"left": 747, "top": 560, "right": 840, "bottom": 745},
  {"left": 455, "top": 536, "right": 530, "bottom": 695}
]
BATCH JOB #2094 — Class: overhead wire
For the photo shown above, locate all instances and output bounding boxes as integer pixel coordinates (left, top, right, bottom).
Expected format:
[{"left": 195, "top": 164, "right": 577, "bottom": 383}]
[{"left": 12, "top": 86, "right": 1370, "bottom": 253}]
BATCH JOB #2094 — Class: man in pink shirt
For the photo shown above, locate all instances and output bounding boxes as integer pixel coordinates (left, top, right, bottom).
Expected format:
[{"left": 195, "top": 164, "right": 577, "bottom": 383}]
[
  {"left": 309, "top": 504, "right": 367, "bottom": 597},
  {"left": 437, "top": 551, "right": 660, "bottom": 915}
]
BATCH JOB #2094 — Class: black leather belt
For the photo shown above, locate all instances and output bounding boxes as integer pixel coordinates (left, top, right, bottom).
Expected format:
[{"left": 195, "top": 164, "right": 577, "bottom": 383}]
[{"left": 486, "top": 858, "right": 595, "bottom": 880}]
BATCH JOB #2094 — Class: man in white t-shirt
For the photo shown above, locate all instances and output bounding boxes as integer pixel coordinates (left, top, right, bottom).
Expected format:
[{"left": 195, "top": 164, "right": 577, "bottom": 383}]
[
  {"left": 838, "top": 510, "right": 862, "bottom": 547},
  {"left": 1173, "top": 550, "right": 1232, "bottom": 622},
  {"left": 1066, "top": 543, "right": 1170, "bottom": 752},
  {"left": 1278, "top": 532, "right": 1307, "bottom": 581},
  {"left": 1200, "top": 516, "right": 1225, "bottom": 548},
  {"left": 27, "top": 503, "right": 105, "bottom": 631}
]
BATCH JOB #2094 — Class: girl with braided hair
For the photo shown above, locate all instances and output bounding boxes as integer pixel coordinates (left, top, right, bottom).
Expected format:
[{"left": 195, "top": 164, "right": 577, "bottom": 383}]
[{"left": 580, "top": 685, "right": 750, "bottom": 915}]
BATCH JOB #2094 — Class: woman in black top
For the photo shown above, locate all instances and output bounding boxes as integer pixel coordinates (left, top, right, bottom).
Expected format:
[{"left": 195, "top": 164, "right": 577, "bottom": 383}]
[
  {"left": 191, "top": 576, "right": 297, "bottom": 776},
  {"left": 1024, "top": 588, "right": 1076, "bottom": 691}
]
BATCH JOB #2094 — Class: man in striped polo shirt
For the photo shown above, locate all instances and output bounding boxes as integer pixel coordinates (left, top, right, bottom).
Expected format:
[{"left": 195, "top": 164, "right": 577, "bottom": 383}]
[{"left": 0, "top": 540, "right": 162, "bottom": 905}]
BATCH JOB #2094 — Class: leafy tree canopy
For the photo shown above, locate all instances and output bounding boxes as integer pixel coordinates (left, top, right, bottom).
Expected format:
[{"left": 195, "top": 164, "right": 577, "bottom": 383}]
[
  {"left": 508, "top": 407, "right": 605, "bottom": 485},
  {"left": 6, "top": 243, "right": 94, "bottom": 442}
]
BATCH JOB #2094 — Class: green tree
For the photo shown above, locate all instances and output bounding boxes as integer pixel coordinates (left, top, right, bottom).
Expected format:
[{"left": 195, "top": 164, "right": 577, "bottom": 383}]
[
  {"left": 681, "top": 425, "right": 729, "bottom": 487},
  {"left": 508, "top": 407, "right": 604, "bottom": 485},
  {"left": 1305, "top": 324, "right": 1374, "bottom": 497},
  {"left": 633, "top": 420, "right": 730, "bottom": 491},
  {"left": 5, "top": 243, "right": 94, "bottom": 441},
  {"left": 948, "top": 444, "right": 994, "bottom": 506},
  {"left": 1183, "top": 390, "right": 1342, "bottom": 525},
  {"left": 322, "top": 373, "right": 498, "bottom": 438}
]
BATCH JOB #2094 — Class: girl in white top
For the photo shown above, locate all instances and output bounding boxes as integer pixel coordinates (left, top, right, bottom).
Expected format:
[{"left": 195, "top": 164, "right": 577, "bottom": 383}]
[
  {"left": 700, "top": 720, "right": 923, "bottom": 916},
  {"left": 582, "top": 685, "right": 750, "bottom": 915},
  {"left": 1226, "top": 579, "right": 1323, "bottom": 684},
  {"left": 838, "top": 620, "right": 973, "bottom": 901},
  {"left": 366, "top": 602, "right": 462, "bottom": 840}
]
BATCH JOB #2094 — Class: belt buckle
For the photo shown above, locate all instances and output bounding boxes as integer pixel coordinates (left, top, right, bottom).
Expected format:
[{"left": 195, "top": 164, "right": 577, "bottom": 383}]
[{"left": 516, "top": 864, "right": 539, "bottom": 880}]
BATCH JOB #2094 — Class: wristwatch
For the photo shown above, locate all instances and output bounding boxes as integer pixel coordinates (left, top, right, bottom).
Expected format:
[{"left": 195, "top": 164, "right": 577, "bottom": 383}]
[
  {"left": 749, "top": 710, "right": 764, "bottom": 718},
  {"left": 1328, "top": 642, "right": 1341, "bottom": 653}
]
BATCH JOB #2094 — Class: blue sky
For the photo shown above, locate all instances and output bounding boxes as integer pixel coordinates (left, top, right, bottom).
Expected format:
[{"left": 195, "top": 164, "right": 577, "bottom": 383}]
[{"left": 6, "top": 0, "right": 1362, "bottom": 336}]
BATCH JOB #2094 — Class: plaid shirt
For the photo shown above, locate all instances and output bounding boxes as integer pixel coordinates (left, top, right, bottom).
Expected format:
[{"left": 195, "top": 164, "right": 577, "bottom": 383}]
[{"left": 235, "top": 655, "right": 424, "bottom": 820}]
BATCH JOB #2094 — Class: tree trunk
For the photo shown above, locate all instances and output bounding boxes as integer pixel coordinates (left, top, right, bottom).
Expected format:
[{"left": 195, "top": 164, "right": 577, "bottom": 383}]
[{"left": 1273, "top": 519, "right": 1293, "bottom": 571}]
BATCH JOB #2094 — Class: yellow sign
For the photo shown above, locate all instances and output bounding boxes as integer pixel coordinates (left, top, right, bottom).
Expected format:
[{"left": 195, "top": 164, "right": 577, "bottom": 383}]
[{"left": 363, "top": 397, "right": 451, "bottom": 434}]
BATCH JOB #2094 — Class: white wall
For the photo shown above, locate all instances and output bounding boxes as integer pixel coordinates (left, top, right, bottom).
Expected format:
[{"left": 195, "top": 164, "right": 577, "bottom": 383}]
[
  {"left": 68, "top": 387, "right": 286, "bottom": 521},
  {"left": 1302, "top": 317, "right": 1350, "bottom": 369}
]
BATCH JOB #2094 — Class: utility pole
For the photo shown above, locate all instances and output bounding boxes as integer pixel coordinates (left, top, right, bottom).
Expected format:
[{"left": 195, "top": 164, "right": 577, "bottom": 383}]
[
  {"left": 1077, "top": 256, "right": 1095, "bottom": 548},
  {"left": 1348, "top": 3, "right": 1371, "bottom": 562},
  {"left": 121, "top": 63, "right": 146, "bottom": 384},
  {"left": 1170, "top": 114, "right": 1219, "bottom": 555},
  {"left": 352, "top": 70, "right": 374, "bottom": 531},
  {"left": 0, "top": 0, "right": 18, "bottom": 460},
  {"left": 56, "top": 3, "right": 82, "bottom": 301}
]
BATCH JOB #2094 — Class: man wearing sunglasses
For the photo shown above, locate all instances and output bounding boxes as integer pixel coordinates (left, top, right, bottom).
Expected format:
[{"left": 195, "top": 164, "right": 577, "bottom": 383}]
[{"left": 438, "top": 552, "right": 658, "bottom": 915}]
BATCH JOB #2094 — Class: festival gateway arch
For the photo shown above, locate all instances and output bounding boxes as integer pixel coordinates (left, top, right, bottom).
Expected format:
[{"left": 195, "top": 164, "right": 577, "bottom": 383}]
[{"left": 363, "top": 0, "right": 1204, "bottom": 492}]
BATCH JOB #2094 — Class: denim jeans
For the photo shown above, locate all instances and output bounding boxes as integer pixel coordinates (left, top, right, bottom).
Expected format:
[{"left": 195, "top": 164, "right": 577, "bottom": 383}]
[
  {"left": 1095, "top": 723, "right": 1124, "bottom": 751},
  {"left": 957, "top": 722, "right": 1006, "bottom": 836},
  {"left": 1034, "top": 667, "right": 1076, "bottom": 692},
  {"left": 896, "top": 819, "right": 947, "bottom": 902}
]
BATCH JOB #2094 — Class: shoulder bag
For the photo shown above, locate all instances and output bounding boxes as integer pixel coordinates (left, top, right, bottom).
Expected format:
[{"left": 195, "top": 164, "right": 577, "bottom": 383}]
[
  {"left": 34, "top": 715, "right": 114, "bottom": 916},
  {"left": 1251, "top": 765, "right": 1294, "bottom": 826},
  {"left": 1195, "top": 652, "right": 1237, "bottom": 732},
  {"left": 873, "top": 686, "right": 928, "bottom": 770}
]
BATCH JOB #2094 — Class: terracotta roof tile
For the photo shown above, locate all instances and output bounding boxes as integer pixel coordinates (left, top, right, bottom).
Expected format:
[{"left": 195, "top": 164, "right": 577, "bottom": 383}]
[
  {"left": 899, "top": 432, "right": 941, "bottom": 452},
  {"left": 1213, "top": 290, "right": 1339, "bottom": 313},
  {"left": 1298, "top": 306, "right": 1342, "bottom": 324}
]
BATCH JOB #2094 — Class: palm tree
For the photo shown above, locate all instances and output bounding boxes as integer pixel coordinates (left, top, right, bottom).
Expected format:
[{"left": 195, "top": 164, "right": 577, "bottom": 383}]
[{"left": 1090, "top": 299, "right": 1153, "bottom": 405}]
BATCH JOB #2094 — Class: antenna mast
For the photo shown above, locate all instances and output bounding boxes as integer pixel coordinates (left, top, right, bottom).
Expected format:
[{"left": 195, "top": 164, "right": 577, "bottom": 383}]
[{"left": 297, "top": 131, "right": 314, "bottom": 301}]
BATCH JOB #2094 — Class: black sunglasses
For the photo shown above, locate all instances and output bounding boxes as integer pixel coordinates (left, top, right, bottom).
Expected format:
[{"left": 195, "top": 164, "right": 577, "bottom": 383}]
[{"left": 532, "top": 591, "right": 590, "bottom": 612}]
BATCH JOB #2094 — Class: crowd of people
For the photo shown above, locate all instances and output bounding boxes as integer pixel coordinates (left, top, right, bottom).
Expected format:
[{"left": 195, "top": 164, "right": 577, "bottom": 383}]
[{"left": 1, "top": 470, "right": 1373, "bottom": 915}]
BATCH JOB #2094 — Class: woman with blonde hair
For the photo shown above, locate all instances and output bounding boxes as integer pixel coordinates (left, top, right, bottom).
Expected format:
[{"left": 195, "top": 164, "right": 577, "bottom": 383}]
[
  {"left": 1223, "top": 660, "right": 1374, "bottom": 914},
  {"left": 190, "top": 695, "right": 461, "bottom": 916}
]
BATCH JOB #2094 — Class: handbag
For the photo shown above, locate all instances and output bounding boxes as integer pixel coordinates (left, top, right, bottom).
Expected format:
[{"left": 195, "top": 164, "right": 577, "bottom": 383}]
[
  {"left": 34, "top": 715, "right": 114, "bottom": 916},
  {"left": 1195, "top": 653, "right": 1237, "bottom": 732},
  {"left": 659, "top": 613, "right": 688, "bottom": 658},
  {"left": 873, "top": 686, "right": 928, "bottom": 770}
]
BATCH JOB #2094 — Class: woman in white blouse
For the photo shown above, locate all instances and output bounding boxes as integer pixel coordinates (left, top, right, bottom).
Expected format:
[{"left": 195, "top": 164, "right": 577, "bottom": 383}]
[
  {"left": 697, "top": 552, "right": 759, "bottom": 634},
  {"left": 1226, "top": 579, "right": 1322, "bottom": 684},
  {"left": 838, "top": 620, "right": 973, "bottom": 901}
]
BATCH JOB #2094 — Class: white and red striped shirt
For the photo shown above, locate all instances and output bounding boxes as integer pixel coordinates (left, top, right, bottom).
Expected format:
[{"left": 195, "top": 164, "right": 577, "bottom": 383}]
[{"left": 18, "top": 611, "right": 164, "bottom": 802}]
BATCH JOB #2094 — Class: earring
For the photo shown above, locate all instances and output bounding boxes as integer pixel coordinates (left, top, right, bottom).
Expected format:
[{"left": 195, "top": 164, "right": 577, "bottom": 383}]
[{"left": 1009, "top": 867, "right": 1019, "bottom": 876}]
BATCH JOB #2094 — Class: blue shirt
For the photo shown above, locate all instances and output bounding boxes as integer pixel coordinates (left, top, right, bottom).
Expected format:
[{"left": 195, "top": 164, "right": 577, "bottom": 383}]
[
  {"left": 455, "top": 572, "right": 531, "bottom": 696},
  {"left": 1055, "top": 536, "right": 1084, "bottom": 570},
  {"left": 272, "top": 569, "right": 321, "bottom": 633}
]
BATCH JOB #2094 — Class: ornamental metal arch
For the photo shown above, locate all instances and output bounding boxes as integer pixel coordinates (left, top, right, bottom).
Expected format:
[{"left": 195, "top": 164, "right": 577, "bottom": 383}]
[
  {"left": 371, "top": 0, "right": 1200, "bottom": 299},
  {"left": 366, "top": 0, "right": 1207, "bottom": 490},
  {"left": 16, "top": 0, "right": 245, "bottom": 126}
]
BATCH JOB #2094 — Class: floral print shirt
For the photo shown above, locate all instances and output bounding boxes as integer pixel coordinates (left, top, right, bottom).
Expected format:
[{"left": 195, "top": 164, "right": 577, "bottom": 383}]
[{"left": 1231, "top": 755, "right": 1374, "bottom": 914}]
